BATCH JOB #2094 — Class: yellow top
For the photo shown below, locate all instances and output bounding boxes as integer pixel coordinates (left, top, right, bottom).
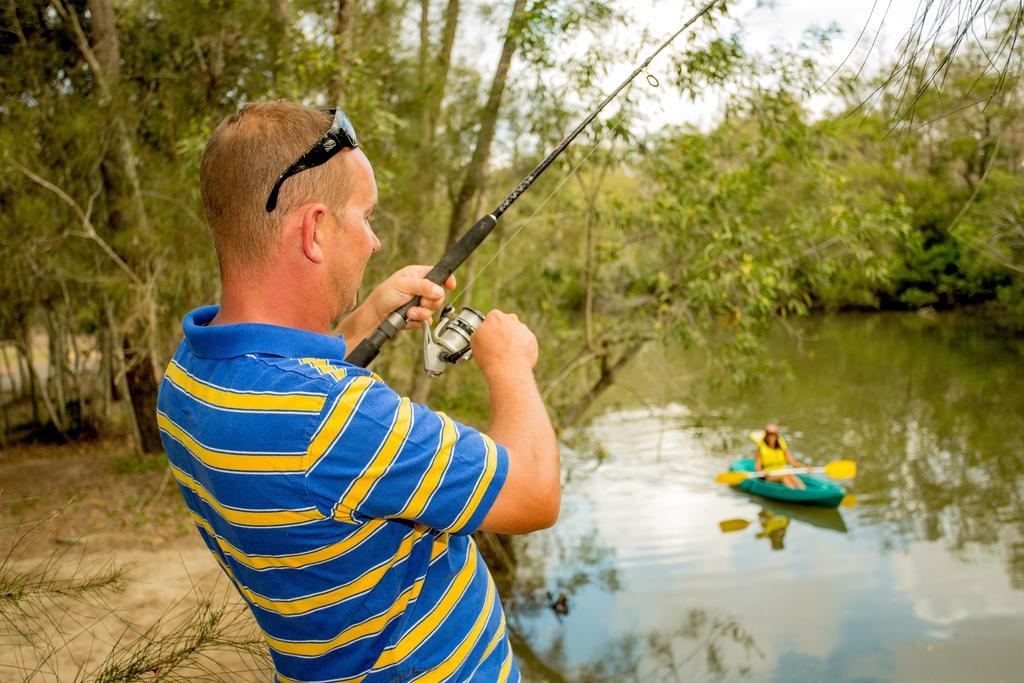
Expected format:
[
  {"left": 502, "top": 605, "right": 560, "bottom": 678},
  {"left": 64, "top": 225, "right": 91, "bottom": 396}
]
[{"left": 750, "top": 430, "right": 789, "bottom": 471}]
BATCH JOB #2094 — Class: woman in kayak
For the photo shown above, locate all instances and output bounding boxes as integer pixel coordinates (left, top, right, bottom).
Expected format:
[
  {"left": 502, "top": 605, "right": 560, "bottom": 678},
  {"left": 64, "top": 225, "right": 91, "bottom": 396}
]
[{"left": 753, "top": 424, "right": 807, "bottom": 489}]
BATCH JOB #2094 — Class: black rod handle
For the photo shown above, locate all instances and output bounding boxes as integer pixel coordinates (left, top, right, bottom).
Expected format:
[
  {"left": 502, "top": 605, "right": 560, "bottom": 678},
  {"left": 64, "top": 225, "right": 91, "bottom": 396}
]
[{"left": 345, "top": 321, "right": 397, "bottom": 367}]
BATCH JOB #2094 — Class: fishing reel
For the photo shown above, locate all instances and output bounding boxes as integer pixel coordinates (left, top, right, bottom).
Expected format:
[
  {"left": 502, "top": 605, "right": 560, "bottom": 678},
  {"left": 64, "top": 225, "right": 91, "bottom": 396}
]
[{"left": 422, "top": 305, "right": 485, "bottom": 377}]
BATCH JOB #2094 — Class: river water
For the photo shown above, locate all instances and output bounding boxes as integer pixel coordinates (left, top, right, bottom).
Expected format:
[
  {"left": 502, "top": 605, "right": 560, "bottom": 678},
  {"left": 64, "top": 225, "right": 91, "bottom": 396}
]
[{"left": 507, "top": 312, "right": 1024, "bottom": 682}]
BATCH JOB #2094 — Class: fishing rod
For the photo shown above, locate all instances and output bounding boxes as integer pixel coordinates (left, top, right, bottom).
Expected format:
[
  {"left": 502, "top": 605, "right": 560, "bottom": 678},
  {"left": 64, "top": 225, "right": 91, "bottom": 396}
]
[{"left": 346, "top": 0, "right": 722, "bottom": 371}]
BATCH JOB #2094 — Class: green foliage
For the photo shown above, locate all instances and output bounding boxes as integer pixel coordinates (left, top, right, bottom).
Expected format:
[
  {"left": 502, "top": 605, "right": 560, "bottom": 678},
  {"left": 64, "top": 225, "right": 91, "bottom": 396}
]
[
  {"left": 671, "top": 35, "right": 745, "bottom": 97},
  {"left": 1, "top": 0, "right": 1022, "bottom": 440}
]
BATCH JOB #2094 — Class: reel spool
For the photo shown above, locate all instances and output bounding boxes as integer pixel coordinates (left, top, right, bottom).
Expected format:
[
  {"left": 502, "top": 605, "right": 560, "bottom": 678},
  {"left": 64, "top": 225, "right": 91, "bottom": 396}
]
[{"left": 422, "top": 305, "right": 485, "bottom": 377}]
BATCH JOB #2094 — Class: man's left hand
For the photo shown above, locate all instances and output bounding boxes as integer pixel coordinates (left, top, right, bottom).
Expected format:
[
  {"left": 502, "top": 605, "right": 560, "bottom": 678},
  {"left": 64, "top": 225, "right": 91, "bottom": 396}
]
[
  {"left": 364, "top": 265, "right": 457, "bottom": 329},
  {"left": 336, "top": 266, "right": 457, "bottom": 353}
]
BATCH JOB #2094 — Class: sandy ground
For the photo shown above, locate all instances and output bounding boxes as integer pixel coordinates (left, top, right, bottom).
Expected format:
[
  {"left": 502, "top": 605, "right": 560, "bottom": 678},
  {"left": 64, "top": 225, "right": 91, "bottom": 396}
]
[{"left": 0, "top": 439, "right": 272, "bottom": 682}]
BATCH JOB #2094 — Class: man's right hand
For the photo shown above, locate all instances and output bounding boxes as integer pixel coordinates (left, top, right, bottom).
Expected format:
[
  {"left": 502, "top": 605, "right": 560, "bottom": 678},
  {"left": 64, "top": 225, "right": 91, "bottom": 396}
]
[{"left": 471, "top": 310, "right": 539, "bottom": 375}]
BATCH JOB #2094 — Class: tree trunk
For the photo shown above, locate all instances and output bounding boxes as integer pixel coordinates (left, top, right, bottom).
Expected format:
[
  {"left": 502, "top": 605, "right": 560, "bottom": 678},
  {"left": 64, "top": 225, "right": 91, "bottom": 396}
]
[
  {"left": 424, "top": 0, "right": 460, "bottom": 147},
  {"left": 268, "top": 0, "right": 292, "bottom": 81},
  {"left": 561, "top": 343, "right": 647, "bottom": 427},
  {"left": 123, "top": 338, "right": 162, "bottom": 454},
  {"left": 99, "top": 325, "right": 113, "bottom": 419},
  {"left": 460, "top": 187, "right": 485, "bottom": 303},
  {"left": 0, "top": 393, "right": 7, "bottom": 448},
  {"left": 82, "top": 0, "right": 150, "bottom": 238},
  {"left": 331, "top": 0, "right": 355, "bottom": 105},
  {"left": 418, "top": 0, "right": 430, "bottom": 86},
  {"left": 18, "top": 328, "right": 67, "bottom": 441},
  {"left": 410, "top": 351, "right": 432, "bottom": 404},
  {"left": 62, "top": 298, "right": 86, "bottom": 425},
  {"left": 45, "top": 312, "right": 68, "bottom": 429},
  {"left": 71, "top": 0, "right": 162, "bottom": 452},
  {"left": 271, "top": 0, "right": 290, "bottom": 24},
  {"left": 17, "top": 326, "right": 39, "bottom": 425},
  {"left": 13, "top": 333, "right": 28, "bottom": 399},
  {"left": 583, "top": 202, "right": 597, "bottom": 353},
  {"left": 0, "top": 344, "right": 13, "bottom": 445},
  {"left": 474, "top": 530, "right": 516, "bottom": 594},
  {"left": 444, "top": 0, "right": 526, "bottom": 248},
  {"left": 0, "top": 344, "right": 12, "bottom": 398},
  {"left": 490, "top": 220, "right": 506, "bottom": 303},
  {"left": 410, "top": 0, "right": 460, "bottom": 266}
]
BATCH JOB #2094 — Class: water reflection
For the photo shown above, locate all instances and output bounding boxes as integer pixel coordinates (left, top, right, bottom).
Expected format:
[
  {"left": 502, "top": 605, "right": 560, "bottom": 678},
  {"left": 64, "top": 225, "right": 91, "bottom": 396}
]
[
  {"left": 747, "top": 498, "right": 848, "bottom": 535},
  {"left": 623, "top": 313, "right": 1024, "bottom": 588},
  {"left": 719, "top": 512, "right": 795, "bottom": 551},
  {"left": 511, "top": 608, "right": 763, "bottom": 682},
  {"left": 504, "top": 313, "right": 1024, "bottom": 682},
  {"left": 719, "top": 504, "right": 849, "bottom": 552},
  {"left": 755, "top": 510, "right": 789, "bottom": 550},
  {"left": 719, "top": 518, "right": 755, "bottom": 533}
]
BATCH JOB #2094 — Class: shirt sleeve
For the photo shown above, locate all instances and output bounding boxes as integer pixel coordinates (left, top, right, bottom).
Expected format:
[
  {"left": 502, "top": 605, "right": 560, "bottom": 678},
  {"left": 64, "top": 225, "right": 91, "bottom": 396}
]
[{"left": 303, "top": 373, "right": 509, "bottom": 535}]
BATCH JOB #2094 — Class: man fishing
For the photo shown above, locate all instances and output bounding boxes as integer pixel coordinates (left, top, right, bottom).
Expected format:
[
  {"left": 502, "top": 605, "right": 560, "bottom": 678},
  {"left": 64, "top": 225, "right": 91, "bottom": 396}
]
[{"left": 156, "top": 100, "right": 560, "bottom": 682}]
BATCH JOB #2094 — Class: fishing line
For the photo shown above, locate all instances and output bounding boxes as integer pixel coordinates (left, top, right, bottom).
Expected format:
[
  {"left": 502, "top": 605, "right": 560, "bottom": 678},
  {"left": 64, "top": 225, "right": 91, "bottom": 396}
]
[
  {"left": 454, "top": 63, "right": 666, "bottom": 301},
  {"left": 456, "top": 60, "right": 671, "bottom": 301},
  {"left": 450, "top": 120, "right": 621, "bottom": 305},
  {"left": 346, "top": 0, "right": 723, "bottom": 368}
]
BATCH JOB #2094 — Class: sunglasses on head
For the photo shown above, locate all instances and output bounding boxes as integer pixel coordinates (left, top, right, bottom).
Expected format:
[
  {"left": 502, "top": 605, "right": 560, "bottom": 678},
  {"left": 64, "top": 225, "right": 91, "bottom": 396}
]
[{"left": 265, "top": 107, "right": 359, "bottom": 213}]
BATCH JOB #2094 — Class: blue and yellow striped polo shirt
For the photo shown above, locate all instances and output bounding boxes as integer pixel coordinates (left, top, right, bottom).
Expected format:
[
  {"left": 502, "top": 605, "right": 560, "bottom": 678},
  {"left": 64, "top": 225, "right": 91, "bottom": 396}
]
[{"left": 156, "top": 306, "right": 519, "bottom": 682}]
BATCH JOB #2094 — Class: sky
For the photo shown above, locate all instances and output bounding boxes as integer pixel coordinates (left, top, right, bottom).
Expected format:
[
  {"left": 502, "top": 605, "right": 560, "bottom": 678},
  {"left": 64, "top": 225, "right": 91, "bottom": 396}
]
[
  {"left": 455, "top": 0, "right": 927, "bottom": 133},
  {"left": 634, "top": 0, "right": 923, "bottom": 129}
]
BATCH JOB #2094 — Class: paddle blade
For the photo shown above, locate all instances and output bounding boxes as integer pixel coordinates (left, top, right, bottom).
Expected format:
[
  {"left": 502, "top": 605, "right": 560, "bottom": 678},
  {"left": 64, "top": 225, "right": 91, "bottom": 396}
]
[
  {"left": 823, "top": 460, "right": 857, "bottom": 479},
  {"left": 841, "top": 494, "right": 858, "bottom": 508},
  {"left": 719, "top": 518, "right": 751, "bottom": 533},
  {"left": 715, "top": 471, "right": 748, "bottom": 485}
]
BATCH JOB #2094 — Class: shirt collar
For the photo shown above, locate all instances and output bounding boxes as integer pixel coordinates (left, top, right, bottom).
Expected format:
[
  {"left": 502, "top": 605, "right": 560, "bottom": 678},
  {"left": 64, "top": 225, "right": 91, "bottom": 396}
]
[{"left": 182, "top": 306, "right": 348, "bottom": 360}]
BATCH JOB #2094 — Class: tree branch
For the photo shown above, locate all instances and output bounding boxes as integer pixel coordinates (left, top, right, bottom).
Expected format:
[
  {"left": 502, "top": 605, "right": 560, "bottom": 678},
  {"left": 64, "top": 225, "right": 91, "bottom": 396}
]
[
  {"left": 51, "top": 0, "right": 111, "bottom": 103},
  {"left": 10, "top": 161, "right": 143, "bottom": 287}
]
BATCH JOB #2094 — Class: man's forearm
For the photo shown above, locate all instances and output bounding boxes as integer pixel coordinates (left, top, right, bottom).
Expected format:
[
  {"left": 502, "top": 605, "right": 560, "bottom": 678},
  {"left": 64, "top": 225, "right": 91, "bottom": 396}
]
[
  {"left": 336, "top": 302, "right": 379, "bottom": 350},
  {"left": 486, "top": 365, "right": 560, "bottom": 509}
]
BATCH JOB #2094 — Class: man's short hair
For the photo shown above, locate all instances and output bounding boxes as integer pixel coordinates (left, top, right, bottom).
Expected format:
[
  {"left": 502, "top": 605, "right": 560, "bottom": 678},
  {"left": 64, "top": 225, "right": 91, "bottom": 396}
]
[{"left": 200, "top": 101, "right": 348, "bottom": 274}]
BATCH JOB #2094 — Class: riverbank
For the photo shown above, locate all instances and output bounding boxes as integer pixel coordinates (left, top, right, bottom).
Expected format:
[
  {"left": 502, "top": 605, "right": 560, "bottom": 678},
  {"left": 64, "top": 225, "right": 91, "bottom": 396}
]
[
  {"left": 0, "top": 439, "right": 269, "bottom": 681},
  {"left": 832, "top": 299, "right": 1024, "bottom": 335}
]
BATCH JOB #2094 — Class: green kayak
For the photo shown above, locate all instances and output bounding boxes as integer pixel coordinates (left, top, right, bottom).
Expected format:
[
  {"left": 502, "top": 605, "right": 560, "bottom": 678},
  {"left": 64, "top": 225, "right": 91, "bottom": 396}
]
[{"left": 729, "top": 458, "right": 845, "bottom": 508}]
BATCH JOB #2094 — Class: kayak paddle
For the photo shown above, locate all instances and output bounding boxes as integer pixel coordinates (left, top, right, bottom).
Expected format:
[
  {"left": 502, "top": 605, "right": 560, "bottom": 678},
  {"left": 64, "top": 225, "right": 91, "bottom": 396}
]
[
  {"left": 719, "top": 518, "right": 752, "bottom": 533},
  {"left": 715, "top": 460, "right": 857, "bottom": 485},
  {"left": 719, "top": 515, "right": 791, "bottom": 535}
]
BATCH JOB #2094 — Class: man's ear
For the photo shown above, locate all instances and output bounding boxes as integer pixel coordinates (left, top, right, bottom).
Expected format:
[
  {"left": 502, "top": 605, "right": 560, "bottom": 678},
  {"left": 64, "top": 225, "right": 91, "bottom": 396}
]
[{"left": 299, "top": 203, "right": 329, "bottom": 264}]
